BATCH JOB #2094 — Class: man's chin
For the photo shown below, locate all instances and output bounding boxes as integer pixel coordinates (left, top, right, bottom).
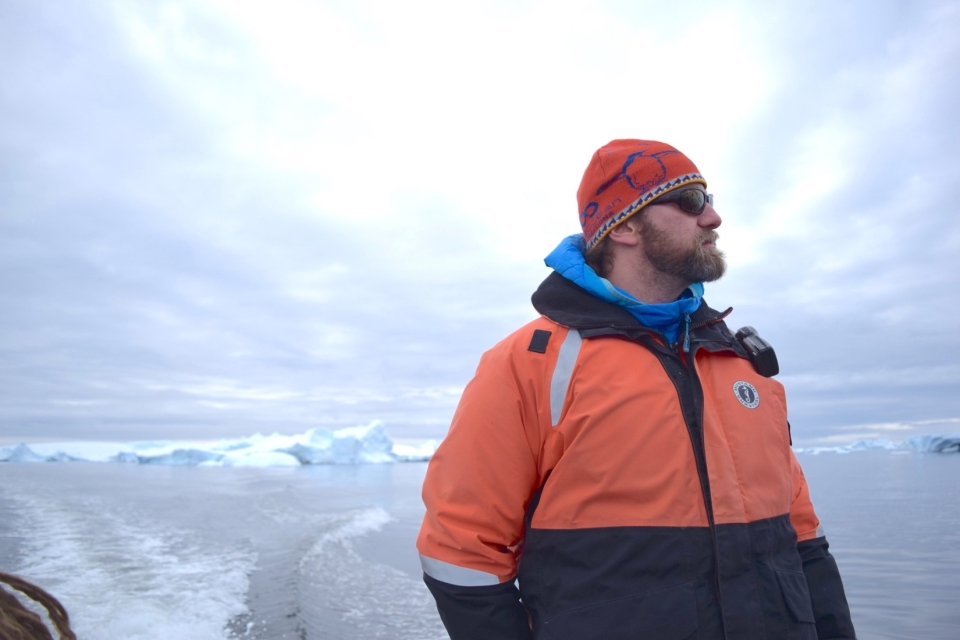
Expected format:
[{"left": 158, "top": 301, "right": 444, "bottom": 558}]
[
  {"left": 701, "top": 269, "right": 725, "bottom": 283},
  {"left": 692, "top": 249, "right": 726, "bottom": 283}
]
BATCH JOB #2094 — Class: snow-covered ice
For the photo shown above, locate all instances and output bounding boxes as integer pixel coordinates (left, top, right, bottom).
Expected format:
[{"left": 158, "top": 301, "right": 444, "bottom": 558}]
[
  {"left": 4, "top": 422, "right": 958, "bottom": 466},
  {"left": 793, "top": 434, "right": 960, "bottom": 455},
  {"left": 0, "top": 420, "right": 441, "bottom": 467}
]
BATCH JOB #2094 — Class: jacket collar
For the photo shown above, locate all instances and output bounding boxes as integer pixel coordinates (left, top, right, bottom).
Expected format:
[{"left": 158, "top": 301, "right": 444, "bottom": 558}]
[
  {"left": 531, "top": 272, "right": 747, "bottom": 356},
  {"left": 544, "top": 234, "right": 702, "bottom": 343}
]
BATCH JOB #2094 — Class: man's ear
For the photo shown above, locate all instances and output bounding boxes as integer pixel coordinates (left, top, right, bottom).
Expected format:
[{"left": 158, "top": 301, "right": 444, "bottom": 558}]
[{"left": 607, "top": 216, "right": 641, "bottom": 247}]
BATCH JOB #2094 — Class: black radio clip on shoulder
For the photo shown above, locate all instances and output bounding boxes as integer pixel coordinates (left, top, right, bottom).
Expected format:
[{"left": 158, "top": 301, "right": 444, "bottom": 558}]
[{"left": 735, "top": 326, "right": 780, "bottom": 378}]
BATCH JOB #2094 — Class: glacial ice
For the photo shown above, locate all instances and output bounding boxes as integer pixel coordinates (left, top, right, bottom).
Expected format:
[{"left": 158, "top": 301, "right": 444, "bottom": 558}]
[
  {"left": 4, "top": 423, "right": 957, "bottom": 466},
  {"left": 792, "top": 434, "right": 960, "bottom": 455},
  {"left": 0, "top": 420, "right": 440, "bottom": 467}
]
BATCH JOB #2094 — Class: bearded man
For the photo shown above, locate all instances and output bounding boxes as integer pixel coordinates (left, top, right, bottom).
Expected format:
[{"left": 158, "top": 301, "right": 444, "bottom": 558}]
[{"left": 417, "top": 140, "right": 857, "bottom": 640}]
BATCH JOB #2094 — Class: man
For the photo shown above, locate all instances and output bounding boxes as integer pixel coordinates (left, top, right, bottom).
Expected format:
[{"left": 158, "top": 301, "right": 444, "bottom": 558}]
[{"left": 417, "top": 139, "right": 856, "bottom": 639}]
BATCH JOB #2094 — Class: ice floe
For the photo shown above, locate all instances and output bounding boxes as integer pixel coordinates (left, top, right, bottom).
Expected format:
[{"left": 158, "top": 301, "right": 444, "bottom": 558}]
[
  {"left": 5, "top": 423, "right": 957, "bottom": 465},
  {"left": 793, "top": 434, "right": 960, "bottom": 454},
  {"left": 0, "top": 420, "right": 440, "bottom": 466}
]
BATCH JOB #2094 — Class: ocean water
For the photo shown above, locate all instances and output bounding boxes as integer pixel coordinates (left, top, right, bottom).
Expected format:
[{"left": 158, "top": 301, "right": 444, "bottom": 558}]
[
  {"left": 0, "top": 462, "right": 446, "bottom": 640},
  {"left": 798, "top": 451, "right": 960, "bottom": 639},
  {"left": 0, "top": 452, "right": 958, "bottom": 640}
]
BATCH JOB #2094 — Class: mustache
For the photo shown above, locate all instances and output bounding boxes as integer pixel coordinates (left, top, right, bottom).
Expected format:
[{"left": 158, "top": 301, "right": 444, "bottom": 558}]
[{"left": 699, "top": 230, "right": 719, "bottom": 243}]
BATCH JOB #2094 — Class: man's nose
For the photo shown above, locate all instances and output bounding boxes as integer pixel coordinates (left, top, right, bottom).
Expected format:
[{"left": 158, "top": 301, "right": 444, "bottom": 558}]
[{"left": 699, "top": 204, "right": 722, "bottom": 229}]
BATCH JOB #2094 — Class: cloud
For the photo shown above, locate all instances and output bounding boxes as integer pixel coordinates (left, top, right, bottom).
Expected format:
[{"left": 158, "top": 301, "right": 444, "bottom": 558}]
[{"left": 1, "top": 0, "right": 958, "bottom": 441}]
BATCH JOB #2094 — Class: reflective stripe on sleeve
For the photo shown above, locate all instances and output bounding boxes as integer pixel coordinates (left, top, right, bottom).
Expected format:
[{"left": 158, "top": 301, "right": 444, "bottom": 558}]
[
  {"left": 419, "top": 554, "right": 500, "bottom": 587},
  {"left": 550, "top": 329, "right": 582, "bottom": 426}
]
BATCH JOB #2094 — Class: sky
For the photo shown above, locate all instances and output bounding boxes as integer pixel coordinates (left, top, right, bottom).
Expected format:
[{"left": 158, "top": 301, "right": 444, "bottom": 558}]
[{"left": 1, "top": 0, "right": 958, "bottom": 446}]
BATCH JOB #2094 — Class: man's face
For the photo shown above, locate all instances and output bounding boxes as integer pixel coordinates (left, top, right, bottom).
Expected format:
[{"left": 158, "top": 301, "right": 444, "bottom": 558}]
[{"left": 637, "top": 189, "right": 726, "bottom": 284}]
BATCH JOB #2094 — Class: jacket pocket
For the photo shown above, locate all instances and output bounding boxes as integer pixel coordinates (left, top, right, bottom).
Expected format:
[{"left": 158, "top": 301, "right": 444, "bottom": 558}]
[
  {"left": 776, "top": 570, "right": 816, "bottom": 623},
  {"left": 539, "top": 581, "right": 698, "bottom": 640}
]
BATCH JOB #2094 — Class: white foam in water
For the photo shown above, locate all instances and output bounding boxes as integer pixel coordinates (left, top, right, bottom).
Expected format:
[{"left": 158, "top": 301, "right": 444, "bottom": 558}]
[
  {"left": 793, "top": 434, "right": 960, "bottom": 454},
  {"left": 295, "top": 508, "right": 449, "bottom": 639},
  {"left": 7, "top": 492, "right": 256, "bottom": 640},
  {"left": 0, "top": 421, "right": 441, "bottom": 467}
]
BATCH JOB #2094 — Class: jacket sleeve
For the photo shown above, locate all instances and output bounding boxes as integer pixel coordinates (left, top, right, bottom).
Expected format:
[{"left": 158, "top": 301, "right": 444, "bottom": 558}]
[
  {"left": 423, "top": 575, "right": 531, "bottom": 640},
  {"left": 417, "top": 335, "right": 547, "bottom": 640},
  {"left": 788, "top": 450, "right": 857, "bottom": 639}
]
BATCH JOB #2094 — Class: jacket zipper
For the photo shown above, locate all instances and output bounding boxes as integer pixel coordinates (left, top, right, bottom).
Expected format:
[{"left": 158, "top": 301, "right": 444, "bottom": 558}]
[
  {"left": 684, "top": 345, "right": 727, "bottom": 639},
  {"left": 626, "top": 322, "right": 733, "bottom": 637}
]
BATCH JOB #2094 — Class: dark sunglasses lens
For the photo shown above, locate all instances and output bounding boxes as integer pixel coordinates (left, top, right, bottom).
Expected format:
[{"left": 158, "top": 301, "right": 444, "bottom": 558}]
[{"left": 678, "top": 190, "right": 706, "bottom": 213}]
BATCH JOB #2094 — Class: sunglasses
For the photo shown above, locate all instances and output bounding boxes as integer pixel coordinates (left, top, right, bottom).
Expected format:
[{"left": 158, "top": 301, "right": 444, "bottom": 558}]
[{"left": 651, "top": 188, "right": 714, "bottom": 214}]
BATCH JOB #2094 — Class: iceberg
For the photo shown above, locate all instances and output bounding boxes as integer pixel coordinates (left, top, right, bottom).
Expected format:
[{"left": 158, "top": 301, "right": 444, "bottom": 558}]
[
  {"left": 793, "top": 434, "right": 960, "bottom": 455},
  {"left": 220, "top": 451, "right": 301, "bottom": 467},
  {"left": 904, "top": 434, "right": 960, "bottom": 453},
  {"left": 392, "top": 439, "right": 442, "bottom": 462},
  {"left": 0, "top": 421, "right": 440, "bottom": 467},
  {"left": 0, "top": 442, "right": 58, "bottom": 463}
]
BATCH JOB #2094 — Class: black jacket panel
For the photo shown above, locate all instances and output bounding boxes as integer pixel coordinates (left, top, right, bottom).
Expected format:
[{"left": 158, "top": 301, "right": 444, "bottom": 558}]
[{"left": 424, "top": 574, "right": 532, "bottom": 640}]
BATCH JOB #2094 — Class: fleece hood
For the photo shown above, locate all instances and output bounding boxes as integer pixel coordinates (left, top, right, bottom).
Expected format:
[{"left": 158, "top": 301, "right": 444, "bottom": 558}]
[{"left": 544, "top": 234, "right": 703, "bottom": 345}]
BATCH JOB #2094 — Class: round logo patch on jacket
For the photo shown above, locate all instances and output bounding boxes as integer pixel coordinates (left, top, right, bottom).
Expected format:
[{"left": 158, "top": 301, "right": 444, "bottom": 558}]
[{"left": 733, "top": 381, "right": 760, "bottom": 409}]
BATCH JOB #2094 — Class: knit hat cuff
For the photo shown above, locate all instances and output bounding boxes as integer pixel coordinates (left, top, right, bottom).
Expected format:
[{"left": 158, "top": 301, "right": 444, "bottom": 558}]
[{"left": 585, "top": 172, "right": 706, "bottom": 251}]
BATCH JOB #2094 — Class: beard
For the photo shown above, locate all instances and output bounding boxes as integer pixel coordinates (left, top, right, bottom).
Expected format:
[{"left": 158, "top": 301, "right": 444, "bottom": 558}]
[{"left": 638, "top": 217, "right": 727, "bottom": 283}]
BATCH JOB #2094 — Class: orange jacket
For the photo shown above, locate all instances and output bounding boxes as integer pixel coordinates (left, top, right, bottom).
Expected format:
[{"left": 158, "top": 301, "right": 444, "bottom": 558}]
[{"left": 418, "top": 273, "right": 855, "bottom": 640}]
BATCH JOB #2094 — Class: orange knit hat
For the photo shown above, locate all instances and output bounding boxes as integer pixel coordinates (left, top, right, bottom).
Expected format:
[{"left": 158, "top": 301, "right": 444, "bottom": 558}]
[{"left": 578, "top": 139, "right": 706, "bottom": 251}]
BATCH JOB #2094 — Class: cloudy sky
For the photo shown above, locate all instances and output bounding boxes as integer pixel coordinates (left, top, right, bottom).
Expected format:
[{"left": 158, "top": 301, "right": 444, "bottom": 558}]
[{"left": 1, "top": 0, "right": 958, "bottom": 446}]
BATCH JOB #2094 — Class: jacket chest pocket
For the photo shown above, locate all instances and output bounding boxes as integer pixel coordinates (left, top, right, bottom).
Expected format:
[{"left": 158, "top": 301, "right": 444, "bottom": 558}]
[{"left": 703, "top": 378, "right": 794, "bottom": 522}]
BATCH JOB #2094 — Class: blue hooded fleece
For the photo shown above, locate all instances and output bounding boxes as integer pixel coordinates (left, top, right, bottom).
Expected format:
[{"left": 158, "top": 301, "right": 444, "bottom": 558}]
[{"left": 544, "top": 234, "right": 703, "bottom": 347}]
